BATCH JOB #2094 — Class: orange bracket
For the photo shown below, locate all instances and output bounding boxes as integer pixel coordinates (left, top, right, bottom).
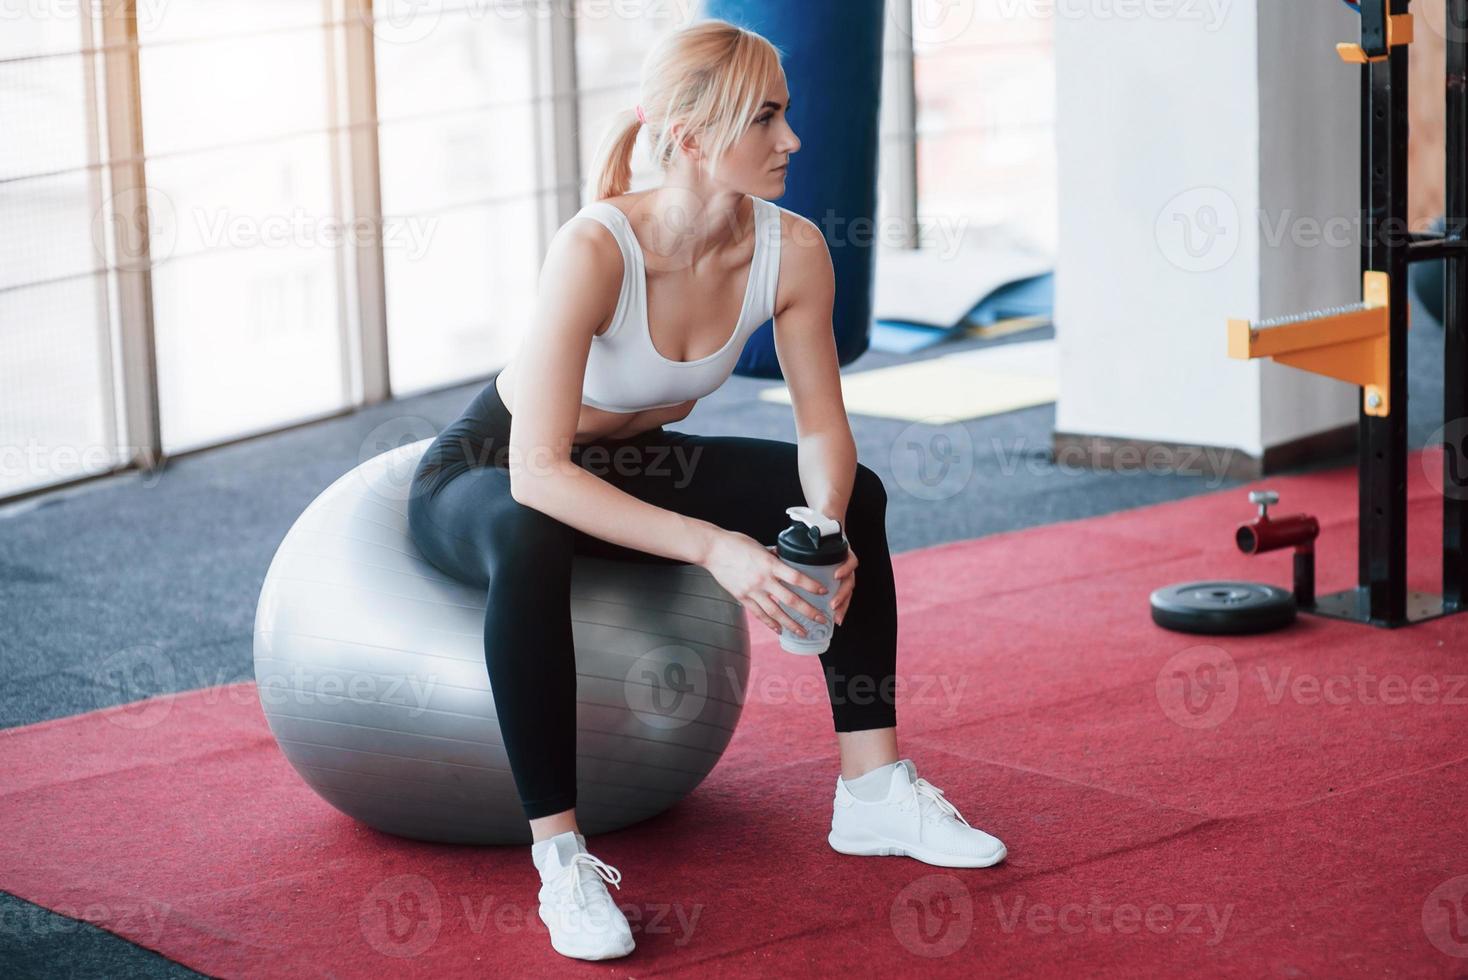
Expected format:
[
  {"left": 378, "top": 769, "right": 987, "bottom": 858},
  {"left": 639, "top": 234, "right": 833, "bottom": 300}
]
[
  {"left": 1227, "top": 271, "right": 1395, "bottom": 418},
  {"left": 1337, "top": 13, "right": 1414, "bottom": 64}
]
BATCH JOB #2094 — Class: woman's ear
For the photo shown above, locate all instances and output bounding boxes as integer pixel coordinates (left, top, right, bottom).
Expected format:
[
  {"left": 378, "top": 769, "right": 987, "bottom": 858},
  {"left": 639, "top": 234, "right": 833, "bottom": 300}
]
[{"left": 669, "top": 122, "right": 701, "bottom": 161}]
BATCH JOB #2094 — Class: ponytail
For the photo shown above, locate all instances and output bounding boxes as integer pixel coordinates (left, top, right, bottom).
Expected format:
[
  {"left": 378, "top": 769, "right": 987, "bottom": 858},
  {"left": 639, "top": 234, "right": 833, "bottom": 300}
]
[{"left": 589, "top": 108, "right": 643, "bottom": 201}]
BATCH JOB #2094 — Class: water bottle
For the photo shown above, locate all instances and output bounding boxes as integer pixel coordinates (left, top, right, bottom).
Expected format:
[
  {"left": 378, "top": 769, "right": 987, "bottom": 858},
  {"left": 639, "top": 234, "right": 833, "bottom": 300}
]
[{"left": 775, "top": 506, "right": 847, "bottom": 655}]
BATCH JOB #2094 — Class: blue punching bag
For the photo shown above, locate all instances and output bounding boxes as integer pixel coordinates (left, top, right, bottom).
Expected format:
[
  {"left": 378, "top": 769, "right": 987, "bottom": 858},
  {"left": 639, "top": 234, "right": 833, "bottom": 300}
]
[{"left": 703, "top": 0, "right": 887, "bottom": 379}]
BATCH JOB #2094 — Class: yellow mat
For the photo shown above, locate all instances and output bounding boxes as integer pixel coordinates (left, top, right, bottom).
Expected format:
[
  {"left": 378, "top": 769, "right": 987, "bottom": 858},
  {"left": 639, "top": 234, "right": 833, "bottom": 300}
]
[
  {"left": 966, "top": 315, "right": 1050, "bottom": 340},
  {"left": 758, "top": 340, "right": 1058, "bottom": 423}
]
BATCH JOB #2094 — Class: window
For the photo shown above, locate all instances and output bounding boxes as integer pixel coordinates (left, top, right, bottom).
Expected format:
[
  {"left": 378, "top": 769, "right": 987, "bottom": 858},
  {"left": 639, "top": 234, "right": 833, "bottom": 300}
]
[
  {"left": 137, "top": 1, "right": 351, "bottom": 452},
  {"left": 374, "top": 1, "right": 542, "bottom": 395},
  {"left": 911, "top": 0, "right": 1056, "bottom": 253},
  {"left": 0, "top": 10, "right": 122, "bottom": 497}
]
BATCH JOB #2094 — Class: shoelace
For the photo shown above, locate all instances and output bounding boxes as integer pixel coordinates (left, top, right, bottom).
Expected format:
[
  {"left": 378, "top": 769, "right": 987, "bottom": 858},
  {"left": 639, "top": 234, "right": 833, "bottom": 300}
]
[
  {"left": 552, "top": 852, "right": 623, "bottom": 909},
  {"left": 904, "top": 777, "right": 972, "bottom": 828}
]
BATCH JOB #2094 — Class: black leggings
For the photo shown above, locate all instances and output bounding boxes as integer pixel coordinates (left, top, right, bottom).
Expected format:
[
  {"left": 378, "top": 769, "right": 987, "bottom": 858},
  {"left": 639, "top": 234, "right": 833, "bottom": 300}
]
[{"left": 406, "top": 371, "right": 898, "bottom": 820}]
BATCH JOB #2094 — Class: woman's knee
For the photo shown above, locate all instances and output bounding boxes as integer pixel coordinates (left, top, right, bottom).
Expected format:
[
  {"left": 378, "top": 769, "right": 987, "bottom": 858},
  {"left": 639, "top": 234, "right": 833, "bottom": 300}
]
[
  {"left": 847, "top": 463, "right": 888, "bottom": 527},
  {"left": 484, "top": 502, "right": 575, "bottom": 573}
]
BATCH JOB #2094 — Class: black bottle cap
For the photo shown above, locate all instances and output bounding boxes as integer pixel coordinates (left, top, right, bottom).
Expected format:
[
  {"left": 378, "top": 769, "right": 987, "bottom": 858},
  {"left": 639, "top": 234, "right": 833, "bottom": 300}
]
[{"left": 776, "top": 506, "right": 847, "bottom": 566}]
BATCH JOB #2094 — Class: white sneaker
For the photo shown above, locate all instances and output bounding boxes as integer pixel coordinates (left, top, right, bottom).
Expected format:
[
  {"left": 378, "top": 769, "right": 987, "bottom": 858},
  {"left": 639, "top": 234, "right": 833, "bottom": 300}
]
[
  {"left": 828, "top": 759, "right": 1007, "bottom": 868},
  {"left": 532, "top": 831, "right": 635, "bottom": 961}
]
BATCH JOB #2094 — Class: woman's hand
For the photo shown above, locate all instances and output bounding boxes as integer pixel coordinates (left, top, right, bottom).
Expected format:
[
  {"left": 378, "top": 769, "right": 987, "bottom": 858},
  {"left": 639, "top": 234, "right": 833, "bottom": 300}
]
[
  {"left": 701, "top": 530, "right": 830, "bottom": 637},
  {"left": 828, "top": 545, "right": 858, "bottom": 626}
]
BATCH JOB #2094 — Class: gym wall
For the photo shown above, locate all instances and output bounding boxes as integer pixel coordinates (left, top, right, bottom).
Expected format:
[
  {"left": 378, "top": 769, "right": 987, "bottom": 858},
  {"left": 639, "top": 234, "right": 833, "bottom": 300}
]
[{"left": 1054, "top": 2, "right": 1362, "bottom": 468}]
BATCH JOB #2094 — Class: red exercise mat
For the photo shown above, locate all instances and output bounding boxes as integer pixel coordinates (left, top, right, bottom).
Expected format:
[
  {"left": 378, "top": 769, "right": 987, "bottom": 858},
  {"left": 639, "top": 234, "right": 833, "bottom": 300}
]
[{"left": 1, "top": 450, "right": 1464, "bottom": 977}]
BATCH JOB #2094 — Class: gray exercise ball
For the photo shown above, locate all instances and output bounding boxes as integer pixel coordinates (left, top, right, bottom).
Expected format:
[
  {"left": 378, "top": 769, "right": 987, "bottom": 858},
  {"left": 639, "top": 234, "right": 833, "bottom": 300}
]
[{"left": 253, "top": 437, "right": 750, "bottom": 845}]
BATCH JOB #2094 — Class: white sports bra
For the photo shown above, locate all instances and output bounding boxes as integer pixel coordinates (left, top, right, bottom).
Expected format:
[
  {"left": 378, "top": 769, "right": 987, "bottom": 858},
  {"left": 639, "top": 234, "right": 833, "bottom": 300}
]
[{"left": 572, "top": 196, "right": 783, "bottom": 413}]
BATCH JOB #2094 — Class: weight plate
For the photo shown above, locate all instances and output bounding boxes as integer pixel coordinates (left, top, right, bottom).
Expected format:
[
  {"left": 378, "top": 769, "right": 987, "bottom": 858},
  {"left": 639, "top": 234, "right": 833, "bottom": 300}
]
[{"left": 1150, "top": 580, "right": 1297, "bottom": 635}]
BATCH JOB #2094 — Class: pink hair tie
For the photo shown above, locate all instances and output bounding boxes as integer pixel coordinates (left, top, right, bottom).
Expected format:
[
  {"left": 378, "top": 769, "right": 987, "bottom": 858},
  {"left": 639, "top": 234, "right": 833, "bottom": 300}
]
[{"left": 635, "top": 105, "right": 647, "bottom": 125}]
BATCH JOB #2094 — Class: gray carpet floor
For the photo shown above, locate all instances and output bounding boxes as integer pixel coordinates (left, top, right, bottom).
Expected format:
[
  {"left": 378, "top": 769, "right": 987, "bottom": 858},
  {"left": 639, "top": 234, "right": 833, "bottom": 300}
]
[{"left": 0, "top": 303, "right": 1449, "bottom": 978}]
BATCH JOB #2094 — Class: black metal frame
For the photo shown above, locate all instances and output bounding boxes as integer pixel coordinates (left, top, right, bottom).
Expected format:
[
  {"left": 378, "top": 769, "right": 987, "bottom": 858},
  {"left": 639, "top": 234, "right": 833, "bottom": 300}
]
[
  {"left": 1446, "top": 0, "right": 1468, "bottom": 611},
  {"left": 1311, "top": 0, "right": 1468, "bottom": 627}
]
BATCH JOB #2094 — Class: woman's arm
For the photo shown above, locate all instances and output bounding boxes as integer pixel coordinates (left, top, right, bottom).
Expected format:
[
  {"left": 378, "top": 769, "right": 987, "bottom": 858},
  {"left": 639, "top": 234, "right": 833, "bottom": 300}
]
[
  {"left": 510, "top": 211, "right": 836, "bottom": 635},
  {"left": 506, "top": 219, "right": 723, "bottom": 566},
  {"left": 771, "top": 211, "right": 858, "bottom": 526}
]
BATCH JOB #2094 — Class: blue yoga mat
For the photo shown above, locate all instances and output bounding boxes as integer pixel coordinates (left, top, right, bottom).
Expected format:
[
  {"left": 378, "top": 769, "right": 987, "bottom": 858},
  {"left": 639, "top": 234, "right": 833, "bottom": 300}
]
[{"left": 871, "top": 272, "right": 1054, "bottom": 353}]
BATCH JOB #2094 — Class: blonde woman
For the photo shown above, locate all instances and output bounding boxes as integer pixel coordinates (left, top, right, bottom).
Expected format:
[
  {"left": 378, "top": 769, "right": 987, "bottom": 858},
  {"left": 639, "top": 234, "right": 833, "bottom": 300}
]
[{"left": 407, "top": 18, "right": 1005, "bottom": 962}]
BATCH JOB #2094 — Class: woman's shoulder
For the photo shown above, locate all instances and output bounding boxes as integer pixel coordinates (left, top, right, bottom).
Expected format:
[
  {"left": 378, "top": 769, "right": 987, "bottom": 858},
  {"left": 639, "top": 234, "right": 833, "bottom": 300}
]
[
  {"left": 771, "top": 204, "right": 830, "bottom": 269},
  {"left": 546, "top": 206, "right": 628, "bottom": 286},
  {"left": 770, "top": 203, "right": 833, "bottom": 318},
  {"left": 562, "top": 193, "right": 640, "bottom": 244},
  {"left": 580, "top": 190, "right": 650, "bottom": 223}
]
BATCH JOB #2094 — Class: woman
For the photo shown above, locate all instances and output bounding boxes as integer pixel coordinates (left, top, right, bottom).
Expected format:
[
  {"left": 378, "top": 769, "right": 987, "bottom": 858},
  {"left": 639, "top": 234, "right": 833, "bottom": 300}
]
[{"left": 407, "top": 18, "right": 1005, "bottom": 962}]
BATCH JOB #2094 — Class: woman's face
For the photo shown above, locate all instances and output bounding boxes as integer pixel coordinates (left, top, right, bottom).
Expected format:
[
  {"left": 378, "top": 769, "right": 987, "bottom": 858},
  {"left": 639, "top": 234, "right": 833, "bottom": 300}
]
[{"left": 710, "top": 78, "right": 800, "bottom": 198}]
